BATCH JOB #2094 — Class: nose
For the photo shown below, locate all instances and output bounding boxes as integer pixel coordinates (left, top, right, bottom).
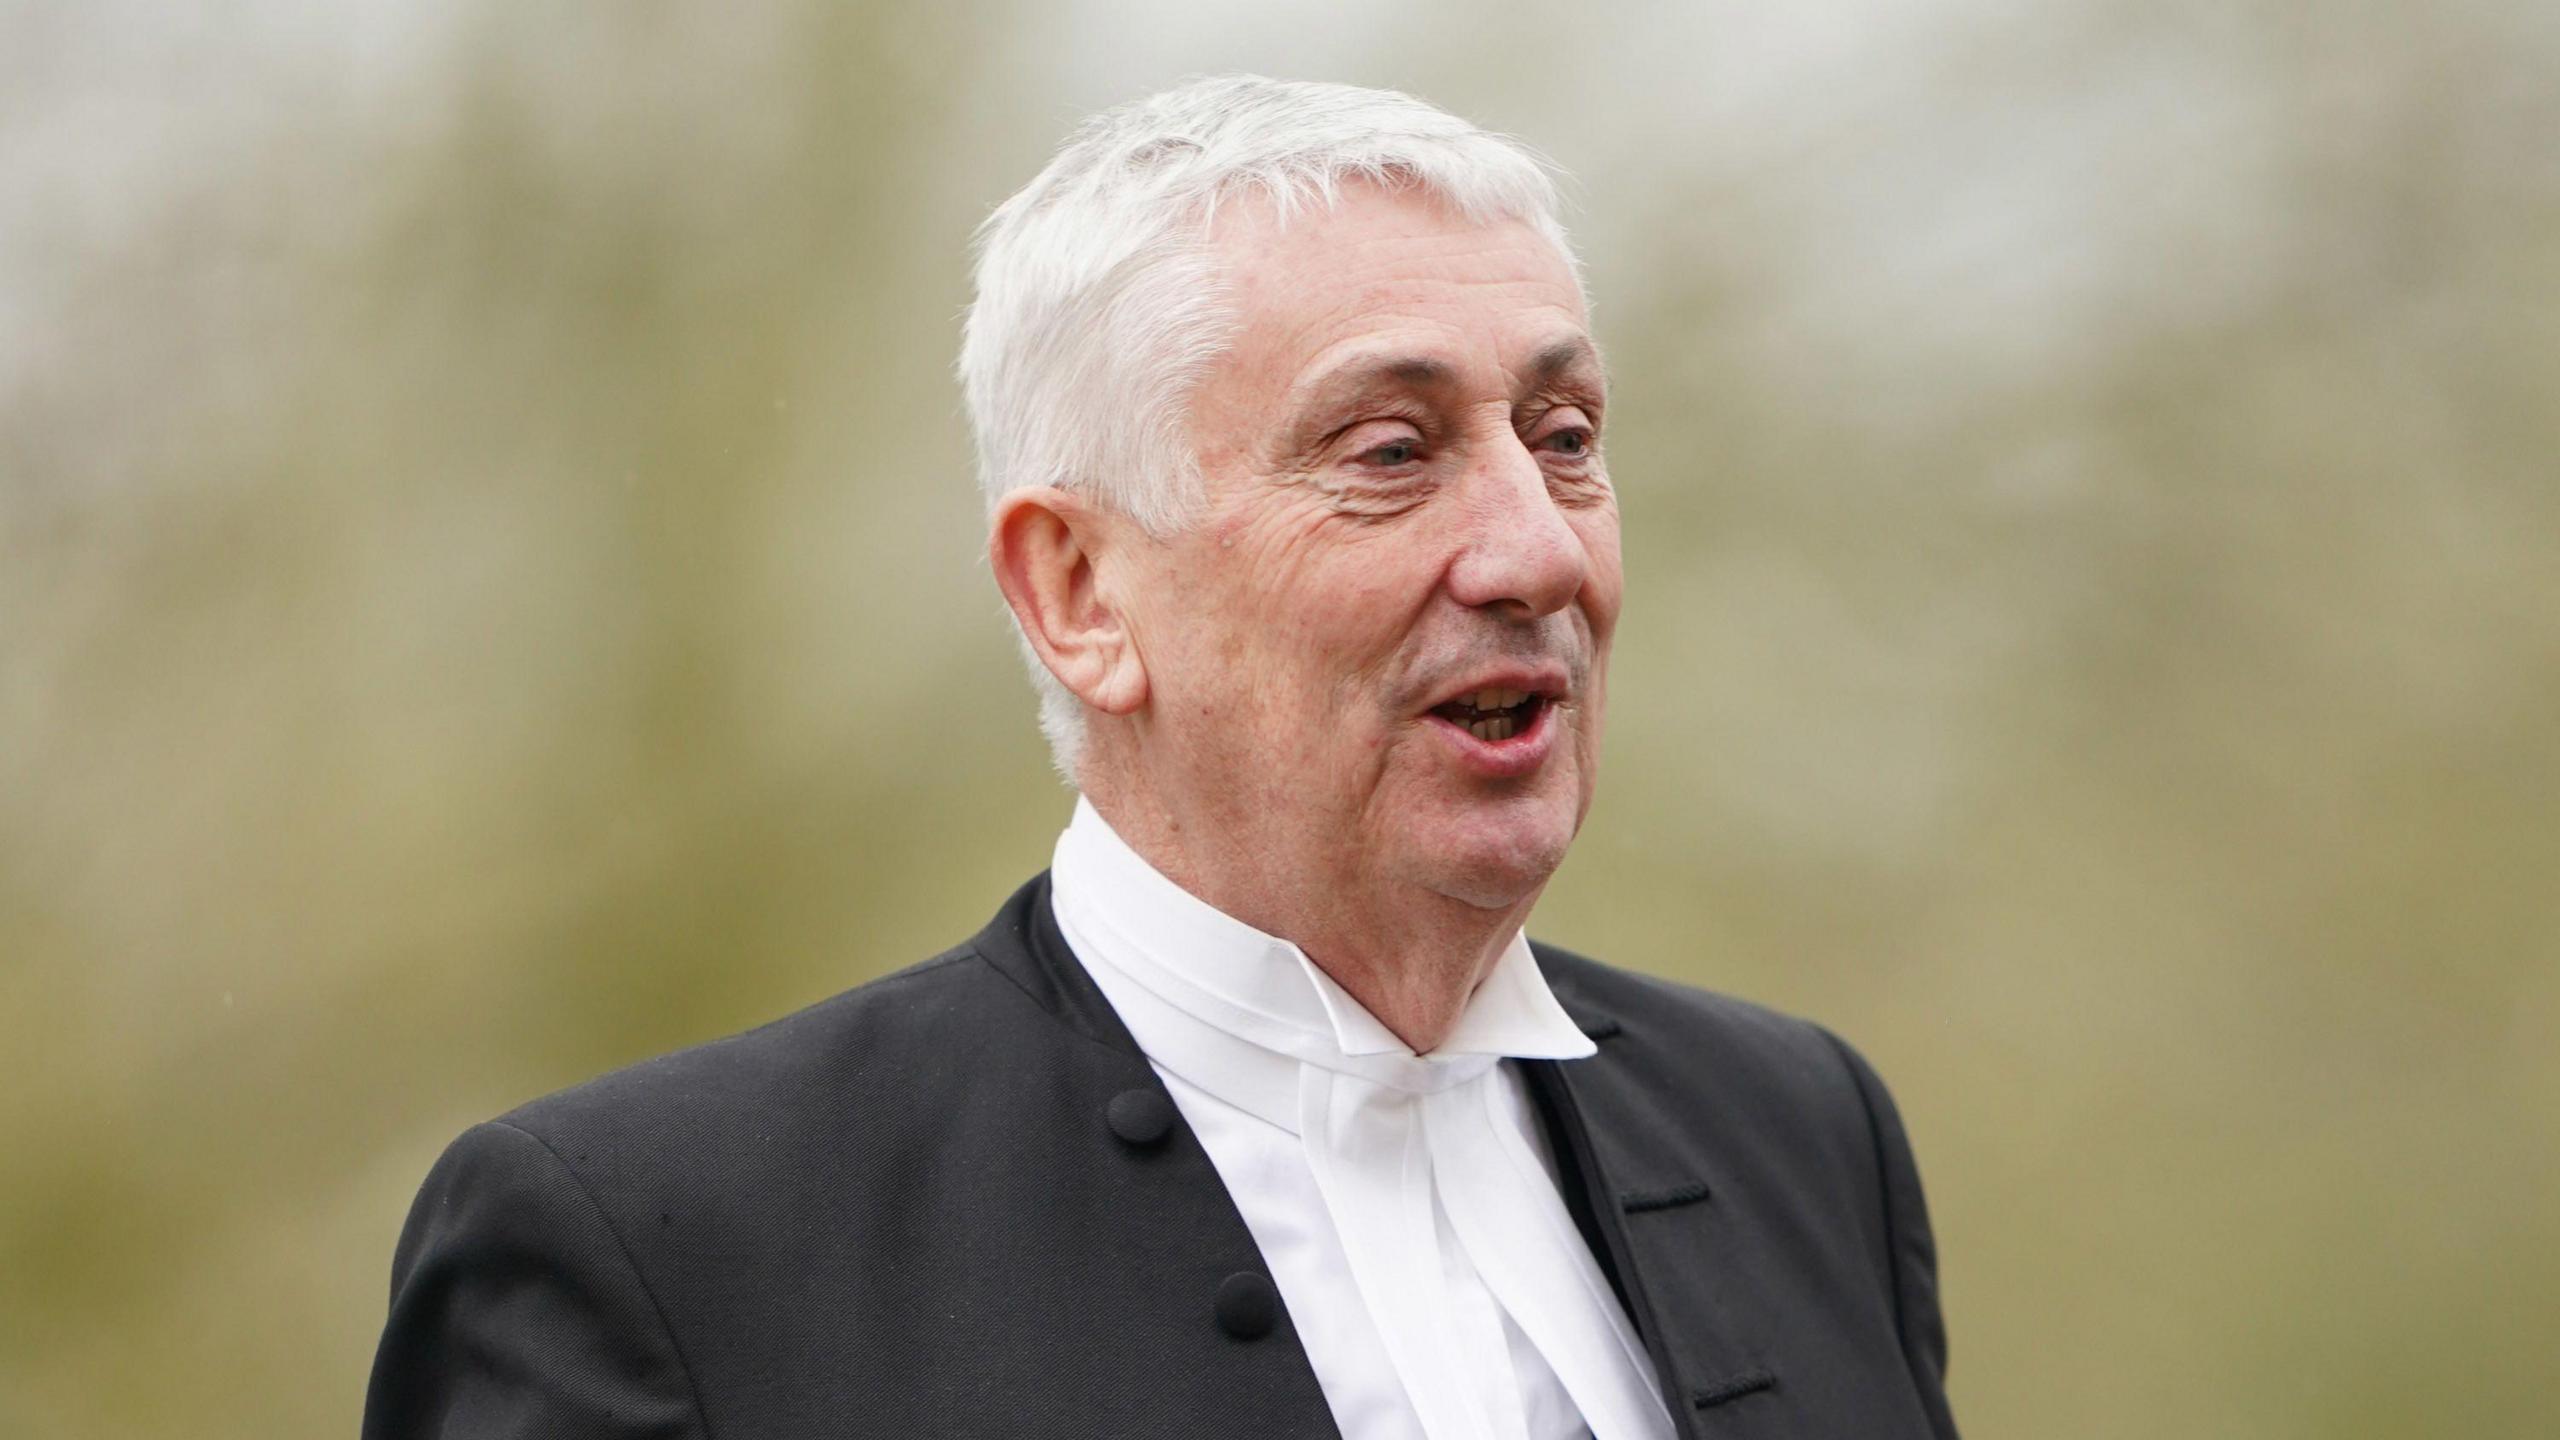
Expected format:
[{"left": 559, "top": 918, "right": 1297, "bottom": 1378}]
[{"left": 1443, "top": 433, "right": 1590, "bottom": 618}]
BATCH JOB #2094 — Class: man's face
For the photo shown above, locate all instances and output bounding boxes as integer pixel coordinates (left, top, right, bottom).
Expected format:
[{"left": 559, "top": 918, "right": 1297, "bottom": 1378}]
[{"left": 1119, "top": 179, "right": 1620, "bottom": 915}]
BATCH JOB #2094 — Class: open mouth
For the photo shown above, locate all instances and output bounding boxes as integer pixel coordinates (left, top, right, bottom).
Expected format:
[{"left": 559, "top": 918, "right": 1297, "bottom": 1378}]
[{"left": 1429, "top": 687, "right": 1548, "bottom": 743}]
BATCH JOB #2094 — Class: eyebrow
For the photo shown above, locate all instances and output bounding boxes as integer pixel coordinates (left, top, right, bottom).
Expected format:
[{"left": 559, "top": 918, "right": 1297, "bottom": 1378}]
[
  {"left": 1523, "top": 335, "right": 1605, "bottom": 395},
  {"left": 1279, "top": 334, "right": 1608, "bottom": 446},
  {"left": 1286, "top": 354, "right": 1462, "bottom": 421}
]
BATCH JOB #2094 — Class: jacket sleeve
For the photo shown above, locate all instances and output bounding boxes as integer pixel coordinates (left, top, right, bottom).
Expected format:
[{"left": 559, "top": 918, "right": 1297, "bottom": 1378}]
[
  {"left": 1820, "top": 1029, "right": 1961, "bottom": 1440},
  {"left": 362, "top": 1120, "right": 708, "bottom": 1440}
]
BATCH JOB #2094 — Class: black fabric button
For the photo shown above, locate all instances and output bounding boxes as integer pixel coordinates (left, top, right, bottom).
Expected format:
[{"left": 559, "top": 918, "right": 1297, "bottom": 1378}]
[
  {"left": 1214, "top": 1271, "right": 1279, "bottom": 1341},
  {"left": 1106, "top": 1088, "right": 1175, "bottom": 1148}
]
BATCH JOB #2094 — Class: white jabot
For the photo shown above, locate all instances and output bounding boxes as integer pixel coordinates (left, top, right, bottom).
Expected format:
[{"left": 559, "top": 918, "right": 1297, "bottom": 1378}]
[{"left": 1049, "top": 797, "right": 1675, "bottom": 1440}]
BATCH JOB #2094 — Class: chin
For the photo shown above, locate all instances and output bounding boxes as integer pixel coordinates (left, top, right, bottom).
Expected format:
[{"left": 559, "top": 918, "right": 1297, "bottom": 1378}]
[{"left": 1405, "top": 804, "right": 1578, "bottom": 912}]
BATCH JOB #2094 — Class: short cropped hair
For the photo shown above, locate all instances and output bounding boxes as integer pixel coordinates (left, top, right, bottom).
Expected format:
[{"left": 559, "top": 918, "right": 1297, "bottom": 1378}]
[{"left": 958, "top": 75, "right": 1578, "bottom": 783}]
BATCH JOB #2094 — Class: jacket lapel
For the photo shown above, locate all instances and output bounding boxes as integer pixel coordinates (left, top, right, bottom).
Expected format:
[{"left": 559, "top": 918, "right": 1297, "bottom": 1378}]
[
  {"left": 1529, "top": 959, "right": 1781, "bottom": 1439},
  {"left": 972, "top": 875, "right": 1346, "bottom": 1440}
]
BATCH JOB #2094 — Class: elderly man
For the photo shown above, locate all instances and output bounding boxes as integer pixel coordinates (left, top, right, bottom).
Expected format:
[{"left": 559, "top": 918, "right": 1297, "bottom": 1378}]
[{"left": 365, "top": 77, "right": 1958, "bottom": 1440}]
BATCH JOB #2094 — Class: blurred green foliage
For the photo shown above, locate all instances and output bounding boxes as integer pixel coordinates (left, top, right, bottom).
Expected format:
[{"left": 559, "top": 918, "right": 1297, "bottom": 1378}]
[{"left": 3, "top": 2, "right": 2555, "bottom": 1435}]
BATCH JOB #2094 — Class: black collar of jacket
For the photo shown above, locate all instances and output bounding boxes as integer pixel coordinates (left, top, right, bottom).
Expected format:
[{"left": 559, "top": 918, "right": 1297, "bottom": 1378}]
[{"left": 968, "top": 871, "right": 1772, "bottom": 1439}]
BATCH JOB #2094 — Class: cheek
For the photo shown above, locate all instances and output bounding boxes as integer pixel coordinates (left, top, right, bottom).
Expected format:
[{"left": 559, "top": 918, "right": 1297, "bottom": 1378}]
[
  {"left": 1233, "top": 524, "right": 1434, "bottom": 700},
  {"left": 1261, "top": 584, "right": 1411, "bottom": 726},
  {"left": 1320, "top": 553, "right": 1445, "bottom": 710}
]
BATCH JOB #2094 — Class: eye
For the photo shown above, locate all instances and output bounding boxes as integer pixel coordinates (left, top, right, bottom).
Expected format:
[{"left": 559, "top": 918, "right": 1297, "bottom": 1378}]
[
  {"left": 1535, "top": 410, "right": 1599, "bottom": 461},
  {"left": 1338, "top": 419, "right": 1429, "bottom": 470}
]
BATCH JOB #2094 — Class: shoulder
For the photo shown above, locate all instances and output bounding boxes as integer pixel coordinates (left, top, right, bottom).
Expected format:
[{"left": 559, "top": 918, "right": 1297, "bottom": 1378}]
[
  {"left": 368, "top": 892, "right": 1091, "bottom": 1435},
  {"left": 504, "top": 945, "right": 972, "bottom": 1122},
  {"left": 391, "top": 927, "right": 1075, "bottom": 1301},
  {"left": 406, "top": 872, "right": 1130, "bottom": 1242},
  {"left": 455, "top": 873, "right": 1113, "bottom": 1218},
  {"left": 1526, "top": 936, "right": 1922, "bottom": 1205},
  {"left": 488, "top": 935, "right": 1051, "bottom": 1175}
]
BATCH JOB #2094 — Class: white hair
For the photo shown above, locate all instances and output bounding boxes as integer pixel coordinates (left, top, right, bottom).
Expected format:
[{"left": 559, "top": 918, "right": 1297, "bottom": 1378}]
[{"left": 958, "top": 74, "right": 1579, "bottom": 783}]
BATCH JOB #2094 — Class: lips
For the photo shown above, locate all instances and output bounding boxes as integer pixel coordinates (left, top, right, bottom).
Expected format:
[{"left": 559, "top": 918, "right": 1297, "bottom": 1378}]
[
  {"left": 1420, "top": 663, "right": 1570, "bottom": 726},
  {"left": 1429, "top": 686, "right": 1546, "bottom": 742},
  {"left": 1418, "top": 664, "right": 1571, "bottom": 776}
]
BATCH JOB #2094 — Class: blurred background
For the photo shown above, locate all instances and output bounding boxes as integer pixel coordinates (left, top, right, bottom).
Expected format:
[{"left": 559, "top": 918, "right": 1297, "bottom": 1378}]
[{"left": 4, "top": 0, "right": 2556, "bottom": 1435}]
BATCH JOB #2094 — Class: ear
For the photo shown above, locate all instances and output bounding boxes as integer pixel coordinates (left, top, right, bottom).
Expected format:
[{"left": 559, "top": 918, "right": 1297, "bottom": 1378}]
[{"left": 987, "top": 486, "right": 1149, "bottom": 717}]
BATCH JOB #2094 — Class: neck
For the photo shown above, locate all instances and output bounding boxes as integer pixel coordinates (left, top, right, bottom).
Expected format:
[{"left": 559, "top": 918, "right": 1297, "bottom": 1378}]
[
  {"left": 1294, "top": 898, "right": 1525, "bottom": 1053},
  {"left": 1078, "top": 780, "right": 1536, "bottom": 1053}
]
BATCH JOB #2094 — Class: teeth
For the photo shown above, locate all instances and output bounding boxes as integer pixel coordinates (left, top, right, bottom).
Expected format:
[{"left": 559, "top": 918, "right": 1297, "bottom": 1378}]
[
  {"left": 1465, "top": 687, "right": 1530, "bottom": 711},
  {"left": 1468, "top": 715, "right": 1517, "bottom": 742}
]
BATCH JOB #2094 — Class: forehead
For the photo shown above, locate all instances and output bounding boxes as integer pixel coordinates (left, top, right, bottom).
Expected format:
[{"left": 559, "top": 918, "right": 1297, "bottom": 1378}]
[{"left": 1196, "top": 181, "right": 1593, "bottom": 418}]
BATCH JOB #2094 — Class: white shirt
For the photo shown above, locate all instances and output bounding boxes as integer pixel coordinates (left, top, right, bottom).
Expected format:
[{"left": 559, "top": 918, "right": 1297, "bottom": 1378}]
[{"left": 1049, "top": 798, "right": 1675, "bottom": 1440}]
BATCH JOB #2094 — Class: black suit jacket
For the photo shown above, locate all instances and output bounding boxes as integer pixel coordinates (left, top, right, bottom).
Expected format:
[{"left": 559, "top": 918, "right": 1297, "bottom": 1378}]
[{"left": 365, "top": 874, "right": 1958, "bottom": 1438}]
